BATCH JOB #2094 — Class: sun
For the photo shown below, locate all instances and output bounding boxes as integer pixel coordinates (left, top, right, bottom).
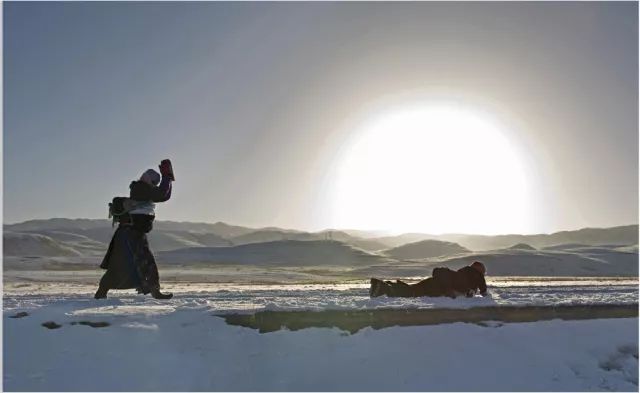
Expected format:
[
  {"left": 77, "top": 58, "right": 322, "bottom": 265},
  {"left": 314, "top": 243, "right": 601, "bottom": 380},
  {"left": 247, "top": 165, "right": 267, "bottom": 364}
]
[{"left": 329, "top": 104, "right": 532, "bottom": 235}]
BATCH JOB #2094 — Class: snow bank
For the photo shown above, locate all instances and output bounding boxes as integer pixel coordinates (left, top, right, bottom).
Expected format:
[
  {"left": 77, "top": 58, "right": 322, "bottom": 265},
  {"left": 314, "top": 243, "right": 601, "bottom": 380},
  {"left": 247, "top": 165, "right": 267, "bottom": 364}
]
[{"left": 3, "top": 298, "right": 638, "bottom": 391}]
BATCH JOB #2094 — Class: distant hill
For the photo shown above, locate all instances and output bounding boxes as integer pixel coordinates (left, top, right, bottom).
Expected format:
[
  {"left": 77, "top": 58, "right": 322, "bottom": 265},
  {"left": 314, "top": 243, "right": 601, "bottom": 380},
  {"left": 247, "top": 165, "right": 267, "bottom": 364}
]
[
  {"left": 372, "top": 225, "right": 638, "bottom": 251},
  {"left": 4, "top": 219, "right": 255, "bottom": 240},
  {"left": 352, "top": 244, "right": 639, "bottom": 278},
  {"left": 384, "top": 239, "right": 470, "bottom": 260},
  {"left": 449, "top": 225, "right": 639, "bottom": 251},
  {"left": 18, "top": 230, "right": 108, "bottom": 256},
  {"left": 542, "top": 244, "right": 589, "bottom": 251},
  {"left": 3, "top": 219, "right": 387, "bottom": 252},
  {"left": 3, "top": 232, "right": 82, "bottom": 257},
  {"left": 318, "top": 231, "right": 388, "bottom": 251},
  {"left": 147, "top": 231, "right": 232, "bottom": 252},
  {"left": 229, "top": 229, "right": 387, "bottom": 251},
  {"left": 422, "top": 246, "right": 639, "bottom": 277},
  {"left": 338, "top": 229, "right": 391, "bottom": 239},
  {"left": 343, "top": 238, "right": 388, "bottom": 252},
  {"left": 4, "top": 224, "right": 232, "bottom": 255},
  {"left": 4, "top": 218, "right": 112, "bottom": 232},
  {"left": 3, "top": 218, "right": 637, "bottom": 261},
  {"left": 373, "top": 233, "right": 435, "bottom": 248},
  {"left": 151, "top": 221, "right": 255, "bottom": 238},
  {"left": 3, "top": 219, "right": 638, "bottom": 277},
  {"left": 157, "top": 240, "right": 388, "bottom": 267},
  {"left": 508, "top": 243, "right": 536, "bottom": 250},
  {"left": 230, "top": 229, "right": 308, "bottom": 244}
]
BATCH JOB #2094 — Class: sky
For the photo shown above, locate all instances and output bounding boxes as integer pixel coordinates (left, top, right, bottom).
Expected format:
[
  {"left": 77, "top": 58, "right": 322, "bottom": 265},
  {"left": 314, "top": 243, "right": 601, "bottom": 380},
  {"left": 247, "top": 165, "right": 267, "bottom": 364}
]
[{"left": 3, "top": 1, "right": 638, "bottom": 235}]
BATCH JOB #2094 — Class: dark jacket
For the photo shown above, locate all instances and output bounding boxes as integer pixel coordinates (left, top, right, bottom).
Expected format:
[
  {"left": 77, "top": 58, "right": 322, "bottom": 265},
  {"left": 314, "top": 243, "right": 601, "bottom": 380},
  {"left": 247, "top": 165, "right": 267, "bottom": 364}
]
[
  {"left": 129, "top": 176, "right": 172, "bottom": 203},
  {"left": 125, "top": 176, "right": 172, "bottom": 233},
  {"left": 432, "top": 266, "right": 487, "bottom": 297}
]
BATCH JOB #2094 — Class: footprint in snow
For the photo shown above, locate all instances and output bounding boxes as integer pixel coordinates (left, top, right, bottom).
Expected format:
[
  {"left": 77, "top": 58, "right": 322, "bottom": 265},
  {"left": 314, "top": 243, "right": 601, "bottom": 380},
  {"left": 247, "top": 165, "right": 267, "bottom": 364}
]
[
  {"left": 476, "top": 320, "right": 504, "bottom": 328},
  {"left": 598, "top": 344, "right": 639, "bottom": 386}
]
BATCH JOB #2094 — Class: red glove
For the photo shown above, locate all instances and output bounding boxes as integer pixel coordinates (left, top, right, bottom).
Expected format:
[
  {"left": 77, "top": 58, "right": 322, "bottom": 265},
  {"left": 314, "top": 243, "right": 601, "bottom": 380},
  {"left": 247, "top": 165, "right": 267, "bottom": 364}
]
[{"left": 159, "top": 159, "right": 175, "bottom": 181}]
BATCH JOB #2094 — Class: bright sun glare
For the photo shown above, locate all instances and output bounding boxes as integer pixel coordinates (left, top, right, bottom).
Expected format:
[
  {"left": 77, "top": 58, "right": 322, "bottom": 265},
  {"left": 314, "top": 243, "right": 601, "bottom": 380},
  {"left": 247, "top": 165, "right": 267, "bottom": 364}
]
[{"left": 331, "top": 105, "right": 532, "bottom": 235}]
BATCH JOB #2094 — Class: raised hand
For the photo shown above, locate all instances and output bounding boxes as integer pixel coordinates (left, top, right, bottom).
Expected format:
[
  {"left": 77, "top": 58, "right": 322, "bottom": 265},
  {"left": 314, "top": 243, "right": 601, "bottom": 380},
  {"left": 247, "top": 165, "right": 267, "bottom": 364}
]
[{"left": 159, "top": 159, "right": 175, "bottom": 181}]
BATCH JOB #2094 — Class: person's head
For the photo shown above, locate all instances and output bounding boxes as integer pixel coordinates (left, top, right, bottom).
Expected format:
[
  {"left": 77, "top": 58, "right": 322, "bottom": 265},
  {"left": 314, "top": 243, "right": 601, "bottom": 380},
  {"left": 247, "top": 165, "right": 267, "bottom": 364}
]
[
  {"left": 140, "top": 169, "right": 161, "bottom": 186},
  {"left": 470, "top": 261, "right": 486, "bottom": 276}
]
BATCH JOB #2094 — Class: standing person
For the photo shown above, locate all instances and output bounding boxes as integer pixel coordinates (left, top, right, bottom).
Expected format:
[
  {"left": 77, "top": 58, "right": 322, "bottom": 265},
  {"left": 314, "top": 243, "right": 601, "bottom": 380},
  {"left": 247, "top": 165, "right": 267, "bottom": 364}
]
[
  {"left": 94, "top": 159, "right": 175, "bottom": 300},
  {"left": 369, "top": 261, "right": 488, "bottom": 298}
]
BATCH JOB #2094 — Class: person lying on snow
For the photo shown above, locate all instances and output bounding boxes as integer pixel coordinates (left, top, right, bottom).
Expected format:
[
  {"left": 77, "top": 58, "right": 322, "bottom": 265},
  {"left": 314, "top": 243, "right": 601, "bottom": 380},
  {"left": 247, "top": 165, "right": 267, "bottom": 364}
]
[
  {"left": 369, "top": 261, "right": 488, "bottom": 298},
  {"left": 94, "top": 160, "right": 175, "bottom": 300}
]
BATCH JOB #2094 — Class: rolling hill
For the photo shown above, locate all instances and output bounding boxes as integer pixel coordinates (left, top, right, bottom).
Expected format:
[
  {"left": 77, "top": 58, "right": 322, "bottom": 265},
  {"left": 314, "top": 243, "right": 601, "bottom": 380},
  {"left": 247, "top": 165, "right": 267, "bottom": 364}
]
[
  {"left": 157, "top": 240, "right": 388, "bottom": 267},
  {"left": 384, "top": 239, "right": 470, "bottom": 260},
  {"left": 3, "top": 232, "right": 82, "bottom": 257},
  {"left": 3, "top": 218, "right": 637, "bottom": 277},
  {"left": 372, "top": 225, "right": 638, "bottom": 251},
  {"left": 230, "top": 229, "right": 387, "bottom": 251}
]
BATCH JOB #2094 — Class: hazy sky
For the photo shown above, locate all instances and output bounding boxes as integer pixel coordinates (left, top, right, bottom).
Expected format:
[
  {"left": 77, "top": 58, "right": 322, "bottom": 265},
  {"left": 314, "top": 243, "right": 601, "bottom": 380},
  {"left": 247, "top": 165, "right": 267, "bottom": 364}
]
[{"left": 4, "top": 2, "right": 638, "bottom": 234}]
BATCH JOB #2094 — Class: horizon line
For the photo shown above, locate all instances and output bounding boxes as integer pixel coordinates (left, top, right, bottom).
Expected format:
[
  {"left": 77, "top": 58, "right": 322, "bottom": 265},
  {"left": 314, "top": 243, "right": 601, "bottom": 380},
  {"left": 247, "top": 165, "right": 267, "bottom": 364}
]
[{"left": 3, "top": 216, "right": 638, "bottom": 238}]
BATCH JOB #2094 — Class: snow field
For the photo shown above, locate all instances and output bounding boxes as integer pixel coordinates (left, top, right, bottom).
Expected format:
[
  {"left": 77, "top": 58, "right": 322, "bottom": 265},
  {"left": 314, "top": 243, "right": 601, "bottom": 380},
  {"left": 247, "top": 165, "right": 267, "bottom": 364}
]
[{"left": 3, "top": 301, "right": 638, "bottom": 391}]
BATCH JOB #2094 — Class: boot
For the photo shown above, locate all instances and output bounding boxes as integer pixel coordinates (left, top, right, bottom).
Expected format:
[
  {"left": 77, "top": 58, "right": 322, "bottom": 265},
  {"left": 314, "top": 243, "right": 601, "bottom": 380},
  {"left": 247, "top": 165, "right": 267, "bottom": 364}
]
[
  {"left": 369, "top": 278, "right": 388, "bottom": 298},
  {"left": 151, "top": 289, "right": 173, "bottom": 300},
  {"left": 94, "top": 286, "right": 108, "bottom": 299},
  {"left": 369, "top": 278, "right": 377, "bottom": 297}
]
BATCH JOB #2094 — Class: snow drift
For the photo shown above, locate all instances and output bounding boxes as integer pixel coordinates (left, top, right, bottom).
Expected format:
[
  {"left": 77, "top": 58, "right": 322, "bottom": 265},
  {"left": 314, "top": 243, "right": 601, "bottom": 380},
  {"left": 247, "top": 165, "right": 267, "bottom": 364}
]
[{"left": 3, "top": 291, "right": 638, "bottom": 391}]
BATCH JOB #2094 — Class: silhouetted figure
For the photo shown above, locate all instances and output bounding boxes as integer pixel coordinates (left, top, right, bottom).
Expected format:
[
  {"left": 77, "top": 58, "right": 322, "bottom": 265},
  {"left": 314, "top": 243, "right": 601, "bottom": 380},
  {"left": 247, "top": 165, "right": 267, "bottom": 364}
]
[
  {"left": 94, "top": 160, "right": 175, "bottom": 300},
  {"left": 369, "top": 261, "right": 488, "bottom": 298}
]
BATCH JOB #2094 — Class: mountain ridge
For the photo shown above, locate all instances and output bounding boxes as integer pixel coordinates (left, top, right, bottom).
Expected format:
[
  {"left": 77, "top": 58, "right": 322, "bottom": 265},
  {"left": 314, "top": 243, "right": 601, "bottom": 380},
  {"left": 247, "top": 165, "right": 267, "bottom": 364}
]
[{"left": 4, "top": 218, "right": 637, "bottom": 254}]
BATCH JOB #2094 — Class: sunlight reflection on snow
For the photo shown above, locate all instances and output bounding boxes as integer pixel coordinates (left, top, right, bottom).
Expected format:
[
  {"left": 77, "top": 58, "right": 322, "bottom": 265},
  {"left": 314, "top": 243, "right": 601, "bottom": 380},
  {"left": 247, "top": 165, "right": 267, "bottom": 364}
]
[{"left": 3, "top": 277, "right": 637, "bottom": 316}]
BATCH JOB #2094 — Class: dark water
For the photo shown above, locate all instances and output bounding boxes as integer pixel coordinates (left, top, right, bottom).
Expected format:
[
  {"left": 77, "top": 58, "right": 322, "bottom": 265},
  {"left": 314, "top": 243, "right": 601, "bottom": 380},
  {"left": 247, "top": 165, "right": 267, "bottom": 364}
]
[{"left": 222, "top": 304, "right": 639, "bottom": 334}]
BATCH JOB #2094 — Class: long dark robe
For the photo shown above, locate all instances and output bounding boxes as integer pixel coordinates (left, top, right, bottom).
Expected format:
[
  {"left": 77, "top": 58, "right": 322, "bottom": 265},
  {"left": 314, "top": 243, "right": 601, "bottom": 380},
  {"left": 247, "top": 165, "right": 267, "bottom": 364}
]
[
  {"left": 98, "top": 222, "right": 160, "bottom": 294},
  {"left": 98, "top": 173, "right": 172, "bottom": 295},
  {"left": 374, "top": 266, "right": 488, "bottom": 298},
  {"left": 382, "top": 278, "right": 446, "bottom": 297}
]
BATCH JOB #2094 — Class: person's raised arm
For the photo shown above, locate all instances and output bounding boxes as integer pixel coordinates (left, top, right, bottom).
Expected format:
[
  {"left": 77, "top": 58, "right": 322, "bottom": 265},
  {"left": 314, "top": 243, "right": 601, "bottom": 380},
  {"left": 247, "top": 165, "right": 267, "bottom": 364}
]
[
  {"left": 151, "top": 159, "right": 174, "bottom": 202},
  {"left": 150, "top": 176, "right": 172, "bottom": 202}
]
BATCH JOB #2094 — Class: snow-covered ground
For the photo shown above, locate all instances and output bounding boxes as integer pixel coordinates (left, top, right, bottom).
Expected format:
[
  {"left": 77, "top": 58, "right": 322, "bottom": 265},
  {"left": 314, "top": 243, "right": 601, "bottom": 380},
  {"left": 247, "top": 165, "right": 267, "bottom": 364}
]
[
  {"left": 3, "top": 302, "right": 638, "bottom": 391},
  {"left": 3, "top": 277, "right": 639, "bottom": 391},
  {"left": 3, "top": 278, "right": 638, "bottom": 313}
]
